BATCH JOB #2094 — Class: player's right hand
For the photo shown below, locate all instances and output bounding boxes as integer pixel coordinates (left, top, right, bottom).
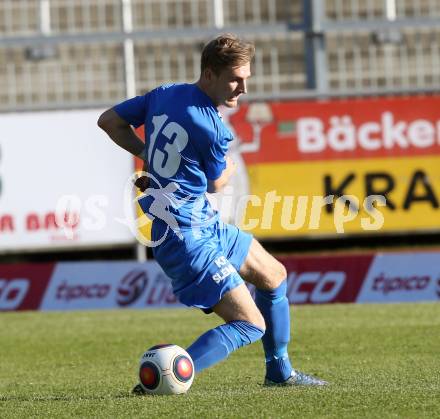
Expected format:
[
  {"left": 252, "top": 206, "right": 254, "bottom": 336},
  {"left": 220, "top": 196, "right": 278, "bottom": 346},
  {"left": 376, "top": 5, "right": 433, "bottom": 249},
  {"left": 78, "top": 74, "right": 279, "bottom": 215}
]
[{"left": 134, "top": 175, "right": 149, "bottom": 192}]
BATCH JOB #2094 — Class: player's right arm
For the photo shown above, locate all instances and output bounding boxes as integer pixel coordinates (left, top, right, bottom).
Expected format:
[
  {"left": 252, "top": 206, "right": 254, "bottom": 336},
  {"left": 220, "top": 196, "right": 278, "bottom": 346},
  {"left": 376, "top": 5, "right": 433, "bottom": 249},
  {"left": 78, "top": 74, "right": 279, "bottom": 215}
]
[
  {"left": 97, "top": 108, "right": 145, "bottom": 160},
  {"left": 98, "top": 94, "right": 150, "bottom": 191},
  {"left": 207, "top": 156, "right": 236, "bottom": 193}
]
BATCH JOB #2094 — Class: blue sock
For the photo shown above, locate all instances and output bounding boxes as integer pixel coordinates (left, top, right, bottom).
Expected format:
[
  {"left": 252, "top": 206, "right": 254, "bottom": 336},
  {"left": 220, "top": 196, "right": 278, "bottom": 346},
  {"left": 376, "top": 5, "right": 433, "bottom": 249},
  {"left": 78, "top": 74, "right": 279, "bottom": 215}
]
[
  {"left": 255, "top": 280, "right": 293, "bottom": 383},
  {"left": 186, "top": 320, "right": 264, "bottom": 373}
]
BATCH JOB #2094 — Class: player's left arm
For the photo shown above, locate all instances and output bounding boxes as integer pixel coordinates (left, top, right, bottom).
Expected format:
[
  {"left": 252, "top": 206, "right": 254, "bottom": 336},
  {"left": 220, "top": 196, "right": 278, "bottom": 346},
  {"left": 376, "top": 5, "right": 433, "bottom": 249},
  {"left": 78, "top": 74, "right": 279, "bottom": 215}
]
[
  {"left": 198, "top": 125, "right": 235, "bottom": 193},
  {"left": 207, "top": 155, "right": 236, "bottom": 193}
]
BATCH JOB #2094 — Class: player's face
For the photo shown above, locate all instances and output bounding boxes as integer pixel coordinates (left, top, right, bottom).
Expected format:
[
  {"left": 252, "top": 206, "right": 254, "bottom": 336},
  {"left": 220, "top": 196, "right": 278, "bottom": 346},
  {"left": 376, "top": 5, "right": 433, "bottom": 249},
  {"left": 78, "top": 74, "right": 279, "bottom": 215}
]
[{"left": 211, "top": 63, "right": 251, "bottom": 108}]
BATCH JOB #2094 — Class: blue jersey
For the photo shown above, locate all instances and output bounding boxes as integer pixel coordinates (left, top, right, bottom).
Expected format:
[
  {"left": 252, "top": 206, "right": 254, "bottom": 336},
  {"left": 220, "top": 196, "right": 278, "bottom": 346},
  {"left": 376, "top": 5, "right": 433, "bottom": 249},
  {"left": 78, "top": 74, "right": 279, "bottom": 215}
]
[
  {"left": 114, "top": 83, "right": 233, "bottom": 233},
  {"left": 114, "top": 83, "right": 252, "bottom": 305}
]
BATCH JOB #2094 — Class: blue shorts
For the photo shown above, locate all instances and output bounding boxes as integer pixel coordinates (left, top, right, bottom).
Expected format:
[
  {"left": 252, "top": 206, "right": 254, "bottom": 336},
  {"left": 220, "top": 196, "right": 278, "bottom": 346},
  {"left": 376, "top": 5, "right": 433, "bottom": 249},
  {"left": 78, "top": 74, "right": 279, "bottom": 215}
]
[{"left": 152, "top": 219, "right": 252, "bottom": 311}]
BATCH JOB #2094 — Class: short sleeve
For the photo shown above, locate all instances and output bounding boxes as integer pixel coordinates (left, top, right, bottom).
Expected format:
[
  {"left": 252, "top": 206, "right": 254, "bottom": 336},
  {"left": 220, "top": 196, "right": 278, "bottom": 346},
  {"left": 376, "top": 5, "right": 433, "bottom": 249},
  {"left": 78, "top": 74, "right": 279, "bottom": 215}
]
[
  {"left": 113, "top": 94, "right": 150, "bottom": 128},
  {"left": 199, "top": 131, "right": 228, "bottom": 181}
]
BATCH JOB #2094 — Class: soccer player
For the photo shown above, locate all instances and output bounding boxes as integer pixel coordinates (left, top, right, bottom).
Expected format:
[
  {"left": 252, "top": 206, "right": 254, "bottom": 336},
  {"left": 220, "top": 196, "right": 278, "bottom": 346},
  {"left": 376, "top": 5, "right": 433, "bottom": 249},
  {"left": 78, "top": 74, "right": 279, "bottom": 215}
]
[{"left": 98, "top": 33, "right": 326, "bottom": 389}]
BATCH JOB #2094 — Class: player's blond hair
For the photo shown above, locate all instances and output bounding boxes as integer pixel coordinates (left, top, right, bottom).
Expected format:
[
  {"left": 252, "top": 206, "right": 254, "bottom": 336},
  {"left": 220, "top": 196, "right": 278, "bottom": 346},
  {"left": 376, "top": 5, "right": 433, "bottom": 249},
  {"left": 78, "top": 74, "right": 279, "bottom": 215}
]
[{"left": 200, "top": 33, "right": 255, "bottom": 75}]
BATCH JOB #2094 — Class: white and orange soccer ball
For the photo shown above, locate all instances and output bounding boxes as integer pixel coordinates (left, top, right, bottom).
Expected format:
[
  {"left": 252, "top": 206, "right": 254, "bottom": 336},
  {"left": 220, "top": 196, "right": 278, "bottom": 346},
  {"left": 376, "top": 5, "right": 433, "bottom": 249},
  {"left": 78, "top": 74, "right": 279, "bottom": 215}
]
[{"left": 138, "top": 344, "right": 195, "bottom": 395}]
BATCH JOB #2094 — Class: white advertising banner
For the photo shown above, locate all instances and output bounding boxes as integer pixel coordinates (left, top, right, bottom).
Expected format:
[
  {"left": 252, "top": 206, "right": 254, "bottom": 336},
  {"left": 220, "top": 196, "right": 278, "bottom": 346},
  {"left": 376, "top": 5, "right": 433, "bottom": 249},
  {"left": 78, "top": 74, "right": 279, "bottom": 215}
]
[
  {"left": 0, "top": 109, "right": 136, "bottom": 251},
  {"left": 356, "top": 253, "right": 440, "bottom": 303},
  {"left": 39, "top": 261, "right": 181, "bottom": 311}
]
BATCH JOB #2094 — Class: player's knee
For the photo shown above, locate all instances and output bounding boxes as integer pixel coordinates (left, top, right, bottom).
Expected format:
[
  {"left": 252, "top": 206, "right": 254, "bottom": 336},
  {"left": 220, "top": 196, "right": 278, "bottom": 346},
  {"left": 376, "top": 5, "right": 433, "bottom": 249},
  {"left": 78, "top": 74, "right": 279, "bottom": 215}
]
[
  {"left": 282, "top": 261, "right": 287, "bottom": 277},
  {"left": 268, "top": 261, "right": 287, "bottom": 289},
  {"left": 277, "top": 262, "right": 287, "bottom": 283},
  {"left": 241, "top": 309, "right": 265, "bottom": 333},
  {"left": 251, "top": 312, "right": 266, "bottom": 333}
]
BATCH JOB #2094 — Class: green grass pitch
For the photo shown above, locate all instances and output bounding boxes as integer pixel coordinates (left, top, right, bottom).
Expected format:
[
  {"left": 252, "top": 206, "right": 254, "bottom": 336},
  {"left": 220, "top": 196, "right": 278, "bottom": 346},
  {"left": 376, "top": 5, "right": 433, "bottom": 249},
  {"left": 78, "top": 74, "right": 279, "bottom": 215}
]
[{"left": 1, "top": 303, "right": 439, "bottom": 418}]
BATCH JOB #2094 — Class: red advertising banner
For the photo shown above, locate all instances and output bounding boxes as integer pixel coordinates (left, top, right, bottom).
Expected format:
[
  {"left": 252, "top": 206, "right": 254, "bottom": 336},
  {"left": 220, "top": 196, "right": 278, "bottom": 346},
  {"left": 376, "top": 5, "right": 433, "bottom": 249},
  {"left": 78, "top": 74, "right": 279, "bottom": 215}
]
[
  {"left": 0, "top": 264, "right": 54, "bottom": 311},
  {"left": 229, "top": 96, "right": 440, "bottom": 164},
  {"left": 279, "top": 254, "right": 373, "bottom": 304}
]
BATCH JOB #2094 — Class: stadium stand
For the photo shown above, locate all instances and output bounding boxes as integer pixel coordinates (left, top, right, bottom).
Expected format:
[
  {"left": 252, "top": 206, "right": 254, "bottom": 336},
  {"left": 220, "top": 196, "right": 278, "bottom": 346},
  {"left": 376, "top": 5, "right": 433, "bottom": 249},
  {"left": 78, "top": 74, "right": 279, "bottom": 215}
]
[
  {"left": 325, "top": 0, "right": 440, "bottom": 20},
  {"left": 1, "top": 0, "right": 439, "bottom": 111},
  {"left": 327, "top": 28, "right": 440, "bottom": 90}
]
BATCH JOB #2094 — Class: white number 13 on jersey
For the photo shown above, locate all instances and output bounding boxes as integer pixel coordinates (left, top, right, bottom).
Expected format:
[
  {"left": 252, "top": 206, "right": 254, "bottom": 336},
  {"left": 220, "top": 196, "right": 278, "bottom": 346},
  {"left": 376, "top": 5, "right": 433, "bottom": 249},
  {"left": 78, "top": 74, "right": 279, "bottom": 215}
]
[{"left": 148, "top": 114, "right": 189, "bottom": 178}]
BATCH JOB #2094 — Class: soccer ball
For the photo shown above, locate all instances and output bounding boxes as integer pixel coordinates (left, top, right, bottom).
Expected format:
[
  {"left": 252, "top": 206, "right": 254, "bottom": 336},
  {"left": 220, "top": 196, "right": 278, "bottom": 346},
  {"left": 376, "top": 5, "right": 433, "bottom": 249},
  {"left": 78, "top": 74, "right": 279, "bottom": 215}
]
[{"left": 138, "top": 344, "right": 194, "bottom": 395}]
